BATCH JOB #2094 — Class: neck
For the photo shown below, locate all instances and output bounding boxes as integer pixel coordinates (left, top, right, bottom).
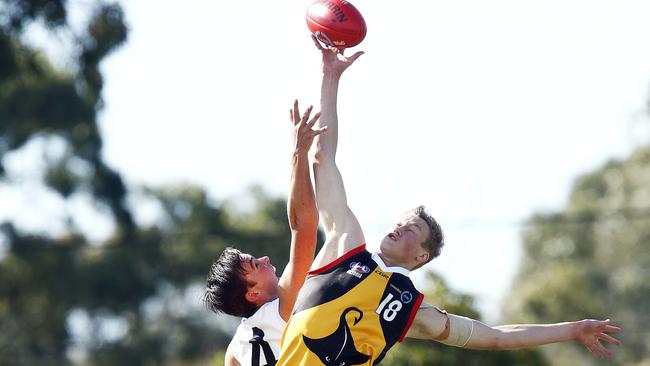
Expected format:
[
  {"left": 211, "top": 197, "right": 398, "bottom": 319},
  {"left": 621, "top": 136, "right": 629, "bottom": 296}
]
[{"left": 377, "top": 252, "right": 411, "bottom": 270}]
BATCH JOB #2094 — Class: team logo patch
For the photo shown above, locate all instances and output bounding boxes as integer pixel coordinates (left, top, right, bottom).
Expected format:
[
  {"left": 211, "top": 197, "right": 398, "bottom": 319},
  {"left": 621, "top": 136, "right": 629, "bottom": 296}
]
[
  {"left": 302, "top": 307, "right": 371, "bottom": 365},
  {"left": 400, "top": 291, "right": 413, "bottom": 304},
  {"left": 346, "top": 262, "right": 370, "bottom": 279},
  {"left": 349, "top": 262, "right": 370, "bottom": 273}
]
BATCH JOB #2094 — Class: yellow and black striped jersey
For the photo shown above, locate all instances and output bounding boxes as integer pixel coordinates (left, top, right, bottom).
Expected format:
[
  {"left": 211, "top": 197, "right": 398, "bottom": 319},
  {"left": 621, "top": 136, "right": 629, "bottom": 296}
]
[{"left": 277, "top": 245, "right": 423, "bottom": 366}]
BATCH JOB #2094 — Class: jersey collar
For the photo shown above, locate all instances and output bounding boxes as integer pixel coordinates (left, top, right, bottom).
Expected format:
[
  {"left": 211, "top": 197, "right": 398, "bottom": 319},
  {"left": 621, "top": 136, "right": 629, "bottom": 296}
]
[{"left": 372, "top": 252, "right": 411, "bottom": 276}]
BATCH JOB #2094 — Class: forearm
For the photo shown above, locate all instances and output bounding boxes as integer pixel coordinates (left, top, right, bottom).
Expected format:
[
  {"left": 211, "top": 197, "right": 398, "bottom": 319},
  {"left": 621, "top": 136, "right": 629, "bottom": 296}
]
[
  {"left": 496, "top": 322, "right": 577, "bottom": 349},
  {"left": 288, "top": 151, "right": 318, "bottom": 231},
  {"left": 314, "top": 73, "right": 340, "bottom": 160},
  {"left": 469, "top": 321, "right": 578, "bottom": 350}
]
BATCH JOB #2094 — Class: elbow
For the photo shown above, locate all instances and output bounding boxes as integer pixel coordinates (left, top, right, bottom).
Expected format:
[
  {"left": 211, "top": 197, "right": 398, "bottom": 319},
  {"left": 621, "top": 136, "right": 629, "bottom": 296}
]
[
  {"left": 310, "top": 141, "right": 334, "bottom": 165},
  {"left": 492, "top": 336, "right": 506, "bottom": 351},
  {"left": 490, "top": 329, "right": 513, "bottom": 350}
]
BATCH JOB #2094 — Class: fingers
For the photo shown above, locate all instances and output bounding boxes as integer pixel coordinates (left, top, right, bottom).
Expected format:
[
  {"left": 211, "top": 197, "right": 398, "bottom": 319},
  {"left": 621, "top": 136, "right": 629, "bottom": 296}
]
[
  {"left": 593, "top": 341, "right": 613, "bottom": 358},
  {"left": 597, "top": 332, "right": 622, "bottom": 346},
  {"left": 348, "top": 51, "right": 365, "bottom": 63},
  {"left": 307, "top": 111, "right": 321, "bottom": 127},
  {"left": 584, "top": 344, "right": 602, "bottom": 360},
  {"left": 311, "top": 33, "right": 325, "bottom": 50},
  {"left": 604, "top": 324, "right": 622, "bottom": 333},
  {"left": 585, "top": 341, "right": 612, "bottom": 360},
  {"left": 292, "top": 99, "right": 300, "bottom": 124},
  {"left": 300, "top": 105, "right": 314, "bottom": 124}
]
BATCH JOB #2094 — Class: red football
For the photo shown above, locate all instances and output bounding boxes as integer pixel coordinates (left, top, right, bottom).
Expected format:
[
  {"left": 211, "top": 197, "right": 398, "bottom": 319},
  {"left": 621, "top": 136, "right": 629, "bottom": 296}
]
[{"left": 306, "top": 0, "right": 367, "bottom": 49}]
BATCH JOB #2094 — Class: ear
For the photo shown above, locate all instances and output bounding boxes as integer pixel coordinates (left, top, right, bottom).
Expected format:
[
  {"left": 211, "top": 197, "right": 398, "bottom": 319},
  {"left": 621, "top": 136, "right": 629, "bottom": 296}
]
[
  {"left": 416, "top": 252, "right": 430, "bottom": 265},
  {"left": 245, "top": 290, "right": 260, "bottom": 304}
]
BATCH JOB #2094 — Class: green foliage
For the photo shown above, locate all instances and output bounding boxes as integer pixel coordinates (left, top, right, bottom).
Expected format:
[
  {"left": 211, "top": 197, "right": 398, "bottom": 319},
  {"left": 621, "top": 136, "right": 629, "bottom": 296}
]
[
  {"left": 0, "top": 2, "right": 296, "bottom": 365},
  {"left": 386, "top": 272, "right": 547, "bottom": 366},
  {"left": 505, "top": 145, "right": 650, "bottom": 365}
]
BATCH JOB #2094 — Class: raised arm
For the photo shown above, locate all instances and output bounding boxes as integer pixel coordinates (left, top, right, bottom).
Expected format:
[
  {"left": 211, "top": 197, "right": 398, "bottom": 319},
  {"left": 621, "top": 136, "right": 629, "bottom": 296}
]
[
  {"left": 407, "top": 303, "right": 622, "bottom": 360},
  {"left": 277, "top": 101, "right": 325, "bottom": 320},
  {"left": 309, "top": 35, "right": 366, "bottom": 270}
]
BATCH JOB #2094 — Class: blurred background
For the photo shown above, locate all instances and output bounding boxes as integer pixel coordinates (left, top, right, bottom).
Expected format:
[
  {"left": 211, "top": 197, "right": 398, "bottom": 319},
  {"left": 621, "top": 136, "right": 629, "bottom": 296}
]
[{"left": 1, "top": 0, "right": 649, "bottom": 365}]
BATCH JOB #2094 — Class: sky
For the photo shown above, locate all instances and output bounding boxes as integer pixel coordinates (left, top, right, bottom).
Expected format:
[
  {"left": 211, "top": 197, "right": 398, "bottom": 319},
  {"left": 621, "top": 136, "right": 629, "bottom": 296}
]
[{"left": 3, "top": 0, "right": 650, "bottom": 322}]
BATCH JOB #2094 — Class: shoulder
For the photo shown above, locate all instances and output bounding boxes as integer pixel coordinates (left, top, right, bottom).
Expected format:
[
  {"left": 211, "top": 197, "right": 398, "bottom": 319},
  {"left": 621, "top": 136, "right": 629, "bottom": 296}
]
[
  {"left": 308, "top": 245, "right": 370, "bottom": 276},
  {"left": 244, "top": 298, "right": 286, "bottom": 329}
]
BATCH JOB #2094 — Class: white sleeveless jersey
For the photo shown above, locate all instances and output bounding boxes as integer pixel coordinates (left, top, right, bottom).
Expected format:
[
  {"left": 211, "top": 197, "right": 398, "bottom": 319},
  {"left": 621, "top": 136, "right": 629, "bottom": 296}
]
[{"left": 228, "top": 298, "right": 286, "bottom": 366}]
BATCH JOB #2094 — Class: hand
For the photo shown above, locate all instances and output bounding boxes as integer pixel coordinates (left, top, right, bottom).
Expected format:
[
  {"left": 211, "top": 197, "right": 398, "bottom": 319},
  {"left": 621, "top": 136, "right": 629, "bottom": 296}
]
[
  {"left": 312, "top": 34, "right": 364, "bottom": 76},
  {"left": 573, "top": 319, "right": 621, "bottom": 359},
  {"left": 290, "top": 99, "right": 326, "bottom": 154}
]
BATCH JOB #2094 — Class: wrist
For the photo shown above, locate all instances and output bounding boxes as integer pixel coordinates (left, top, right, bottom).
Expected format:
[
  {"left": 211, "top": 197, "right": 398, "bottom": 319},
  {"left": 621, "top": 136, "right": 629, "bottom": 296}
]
[
  {"left": 322, "top": 72, "right": 342, "bottom": 82},
  {"left": 569, "top": 320, "right": 582, "bottom": 341}
]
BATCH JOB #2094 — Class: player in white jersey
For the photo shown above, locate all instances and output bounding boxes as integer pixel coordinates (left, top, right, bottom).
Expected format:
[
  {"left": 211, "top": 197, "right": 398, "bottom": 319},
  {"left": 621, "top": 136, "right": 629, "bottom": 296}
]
[{"left": 204, "top": 101, "right": 326, "bottom": 366}]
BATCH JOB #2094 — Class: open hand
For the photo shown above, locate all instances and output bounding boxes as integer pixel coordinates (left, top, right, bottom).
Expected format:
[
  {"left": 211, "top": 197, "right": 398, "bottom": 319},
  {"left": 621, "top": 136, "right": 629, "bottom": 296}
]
[
  {"left": 290, "top": 99, "right": 325, "bottom": 154},
  {"left": 574, "top": 319, "right": 622, "bottom": 359}
]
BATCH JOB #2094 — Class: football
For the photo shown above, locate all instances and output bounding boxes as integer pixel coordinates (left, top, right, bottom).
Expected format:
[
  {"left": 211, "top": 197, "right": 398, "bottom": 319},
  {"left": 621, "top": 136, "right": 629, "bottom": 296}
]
[{"left": 306, "top": 0, "right": 367, "bottom": 48}]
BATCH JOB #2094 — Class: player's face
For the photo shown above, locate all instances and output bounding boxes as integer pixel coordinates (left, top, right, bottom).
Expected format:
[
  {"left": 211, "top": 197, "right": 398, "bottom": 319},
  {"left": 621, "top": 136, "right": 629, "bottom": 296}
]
[
  {"left": 240, "top": 254, "right": 279, "bottom": 305},
  {"left": 380, "top": 215, "right": 430, "bottom": 266}
]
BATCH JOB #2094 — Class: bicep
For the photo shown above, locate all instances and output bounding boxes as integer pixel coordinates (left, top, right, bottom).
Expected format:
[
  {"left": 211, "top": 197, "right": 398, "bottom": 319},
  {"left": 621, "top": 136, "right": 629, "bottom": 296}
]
[
  {"left": 405, "top": 304, "right": 448, "bottom": 340},
  {"left": 407, "top": 304, "right": 495, "bottom": 350}
]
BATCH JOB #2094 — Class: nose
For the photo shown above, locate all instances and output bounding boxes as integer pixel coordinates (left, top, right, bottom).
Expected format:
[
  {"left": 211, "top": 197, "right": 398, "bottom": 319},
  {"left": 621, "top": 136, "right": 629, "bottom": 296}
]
[{"left": 260, "top": 256, "right": 270, "bottom": 264}]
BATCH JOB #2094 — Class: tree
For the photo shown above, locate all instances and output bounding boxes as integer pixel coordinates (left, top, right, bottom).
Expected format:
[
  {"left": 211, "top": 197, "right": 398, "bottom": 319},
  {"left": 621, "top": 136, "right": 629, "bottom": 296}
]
[
  {"left": 504, "top": 143, "right": 650, "bottom": 365},
  {"left": 0, "top": 2, "right": 298, "bottom": 365}
]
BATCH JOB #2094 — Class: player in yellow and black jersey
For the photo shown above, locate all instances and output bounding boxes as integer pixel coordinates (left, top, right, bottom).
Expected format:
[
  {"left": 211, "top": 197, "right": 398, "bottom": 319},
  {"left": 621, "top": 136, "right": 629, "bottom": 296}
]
[
  {"left": 276, "top": 35, "right": 622, "bottom": 366},
  {"left": 281, "top": 245, "right": 423, "bottom": 365}
]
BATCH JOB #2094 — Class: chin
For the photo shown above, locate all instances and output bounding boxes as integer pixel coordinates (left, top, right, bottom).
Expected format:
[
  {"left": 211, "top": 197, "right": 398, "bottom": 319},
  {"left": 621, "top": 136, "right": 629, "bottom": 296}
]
[{"left": 379, "top": 239, "right": 395, "bottom": 254}]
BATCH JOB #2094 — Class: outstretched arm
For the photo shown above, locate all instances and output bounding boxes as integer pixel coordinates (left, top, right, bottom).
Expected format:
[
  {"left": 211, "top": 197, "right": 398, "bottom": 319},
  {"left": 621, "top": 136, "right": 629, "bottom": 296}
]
[
  {"left": 407, "top": 303, "right": 622, "bottom": 360},
  {"left": 277, "top": 100, "right": 326, "bottom": 320},
  {"left": 309, "top": 35, "right": 366, "bottom": 270}
]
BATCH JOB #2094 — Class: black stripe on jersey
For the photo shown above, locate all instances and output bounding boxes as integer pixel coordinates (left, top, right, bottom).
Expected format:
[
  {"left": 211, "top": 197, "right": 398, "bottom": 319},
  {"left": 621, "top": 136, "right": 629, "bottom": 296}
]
[
  {"left": 293, "top": 248, "right": 377, "bottom": 315},
  {"left": 373, "top": 272, "right": 422, "bottom": 364},
  {"left": 307, "top": 245, "right": 367, "bottom": 275}
]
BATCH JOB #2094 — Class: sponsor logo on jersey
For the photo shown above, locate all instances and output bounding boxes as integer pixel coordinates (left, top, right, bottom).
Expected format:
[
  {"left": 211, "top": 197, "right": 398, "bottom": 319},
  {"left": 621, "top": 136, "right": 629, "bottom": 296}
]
[
  {"left": 374, "top": 269, "right": 389, "bottom": 279},
  {"left": 400, "top": 291, "right": 413, "bottom": 304},
  {"left": 350, "top": 262, "right": 370, "bottom": 273},
  {"left": 346, "top": 262, "right": 370, "bottom": 278}
]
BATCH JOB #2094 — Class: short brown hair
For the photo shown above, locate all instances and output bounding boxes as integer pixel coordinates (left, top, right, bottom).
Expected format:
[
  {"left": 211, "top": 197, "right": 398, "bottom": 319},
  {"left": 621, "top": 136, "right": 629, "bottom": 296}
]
[
  {"left": 203, "top": 247, "right": 258, "bottom": 317},
  {"left": 408, "top": 206, "right": 444, "bottom": 270}
]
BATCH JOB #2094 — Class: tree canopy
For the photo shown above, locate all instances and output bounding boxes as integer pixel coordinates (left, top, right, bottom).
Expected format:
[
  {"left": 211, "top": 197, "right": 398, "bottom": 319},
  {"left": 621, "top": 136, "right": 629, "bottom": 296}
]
[{"left": 505, "top": 144, "right": 650, "bottom": 365}]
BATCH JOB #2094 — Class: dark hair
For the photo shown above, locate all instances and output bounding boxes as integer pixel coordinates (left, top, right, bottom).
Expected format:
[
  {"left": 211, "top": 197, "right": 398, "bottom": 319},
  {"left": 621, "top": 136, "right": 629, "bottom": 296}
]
[
  {"left": 409, "top": 206, "right": 444, "bottom": 270},
  {"left": 203, "top": 247, "right": 258, "bottom": 317}
]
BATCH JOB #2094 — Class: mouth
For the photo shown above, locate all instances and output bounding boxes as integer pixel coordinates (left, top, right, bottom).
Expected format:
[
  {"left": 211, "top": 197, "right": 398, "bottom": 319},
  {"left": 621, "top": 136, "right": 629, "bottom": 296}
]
[{"left": 387, "top": 233, "right": 397, "bottom": 241}]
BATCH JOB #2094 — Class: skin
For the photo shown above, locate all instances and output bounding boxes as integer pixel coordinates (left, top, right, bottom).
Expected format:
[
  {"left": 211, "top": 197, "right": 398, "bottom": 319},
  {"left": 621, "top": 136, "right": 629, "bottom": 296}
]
[
  {"left": 240, "top": 101, "right": 325, "bottom": 321},
  {"left": 307, "top": 33, "right": 622, "bottom": 359},
  {"left": 225, "top": 343, "right": 241, "bottom": 366},
  {"left": 224, "top": 102, "right": 325, "bottom": 366}
]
